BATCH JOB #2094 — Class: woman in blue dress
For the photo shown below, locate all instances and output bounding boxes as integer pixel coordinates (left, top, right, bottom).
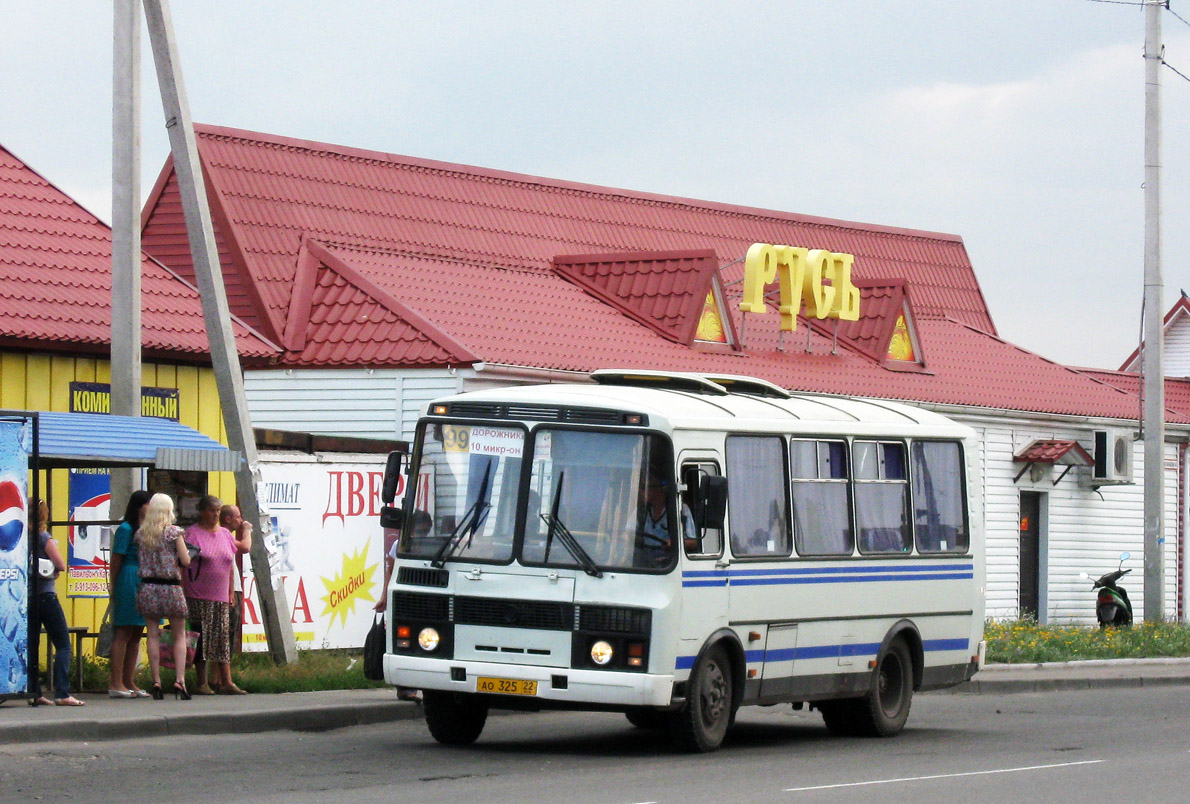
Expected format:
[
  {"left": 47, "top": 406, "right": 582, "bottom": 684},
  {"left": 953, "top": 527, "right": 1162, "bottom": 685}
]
[{"left": 107, "top": 490, "right": 152, "bottom": 698}]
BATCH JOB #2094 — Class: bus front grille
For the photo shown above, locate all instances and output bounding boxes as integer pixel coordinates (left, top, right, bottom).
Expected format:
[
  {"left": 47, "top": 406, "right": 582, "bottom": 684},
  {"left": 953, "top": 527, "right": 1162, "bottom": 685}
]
[{"left": 455, "top": 597, "right": 574, "bottom": 631}]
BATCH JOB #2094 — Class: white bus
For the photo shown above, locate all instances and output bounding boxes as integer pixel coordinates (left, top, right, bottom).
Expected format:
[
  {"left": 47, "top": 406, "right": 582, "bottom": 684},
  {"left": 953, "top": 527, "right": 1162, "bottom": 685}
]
[{"left": 378, "top": 370, "right": 984, "bottom": 752}]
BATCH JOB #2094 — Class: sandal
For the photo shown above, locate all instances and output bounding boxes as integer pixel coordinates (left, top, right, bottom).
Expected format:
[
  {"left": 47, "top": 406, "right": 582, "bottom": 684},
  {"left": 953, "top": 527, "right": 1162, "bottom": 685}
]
[{"left": 54, "top": 696, "right": 86, "bottom": 706}]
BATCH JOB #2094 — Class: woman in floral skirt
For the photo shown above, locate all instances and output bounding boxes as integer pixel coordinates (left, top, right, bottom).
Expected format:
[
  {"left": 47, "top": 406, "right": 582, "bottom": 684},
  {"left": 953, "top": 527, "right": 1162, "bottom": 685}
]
[{"left": 135, "top": 494, "right": 193, "bottom": 700}]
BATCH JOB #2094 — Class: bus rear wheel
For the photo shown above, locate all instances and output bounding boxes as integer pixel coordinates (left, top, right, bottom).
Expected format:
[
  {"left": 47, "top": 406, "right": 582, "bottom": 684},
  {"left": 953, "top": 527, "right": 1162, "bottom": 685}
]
[
  {"left": 820, "top": 639, "right": 914, "bottom": 737},
  {"left": 423, "top": 690, "right": 489, "bottom": 745},
  {"left": 670, "top": 644, "right": 734, "bottom": 752}
]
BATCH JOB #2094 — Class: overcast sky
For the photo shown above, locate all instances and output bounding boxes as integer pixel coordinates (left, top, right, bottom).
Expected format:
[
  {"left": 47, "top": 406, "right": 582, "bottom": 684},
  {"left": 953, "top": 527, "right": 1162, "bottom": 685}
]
[{"left": 4, "top": 1, "right": 1189, "bottom": 370}]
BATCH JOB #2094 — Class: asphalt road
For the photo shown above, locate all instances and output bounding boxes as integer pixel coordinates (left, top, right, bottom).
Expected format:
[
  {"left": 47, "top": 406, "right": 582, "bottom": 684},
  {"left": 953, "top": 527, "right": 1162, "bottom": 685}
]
[{"left": 3, "top": 686, "right": 1187, "bottom": 804}]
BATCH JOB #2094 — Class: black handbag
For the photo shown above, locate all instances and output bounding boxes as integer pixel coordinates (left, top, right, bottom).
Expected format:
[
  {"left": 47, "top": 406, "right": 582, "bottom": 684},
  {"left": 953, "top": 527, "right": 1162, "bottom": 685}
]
[{"left": 363, "top": 614, "right": 386, "bottom": 681}]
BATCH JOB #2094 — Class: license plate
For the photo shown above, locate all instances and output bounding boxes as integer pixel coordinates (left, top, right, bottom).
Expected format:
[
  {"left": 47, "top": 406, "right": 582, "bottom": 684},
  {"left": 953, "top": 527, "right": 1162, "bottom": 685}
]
[{"left": 476, "top": 676, "right": 538, "bottom": 696}]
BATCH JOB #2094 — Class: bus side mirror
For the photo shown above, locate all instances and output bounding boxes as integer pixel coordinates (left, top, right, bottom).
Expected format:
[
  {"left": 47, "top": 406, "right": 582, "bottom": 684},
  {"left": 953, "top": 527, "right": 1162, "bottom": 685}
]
[
  {"left": 380, "top": 505, "right": 404, "bottom": 530},
  {"left": 381, "top": 451, "right": 404, "bottom": 504},
  {"left": 380, "top": 450, "right": 405, "bottom": 530},
  {"left": 700, "top": 476, "right": 728, "bottom": 530}
]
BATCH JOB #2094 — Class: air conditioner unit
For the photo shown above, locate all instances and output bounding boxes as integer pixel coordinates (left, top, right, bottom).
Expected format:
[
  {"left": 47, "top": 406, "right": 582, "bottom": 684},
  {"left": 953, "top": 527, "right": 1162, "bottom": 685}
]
[{"left": 1091, "top": 429, "right": 1135, "bottom": 485}]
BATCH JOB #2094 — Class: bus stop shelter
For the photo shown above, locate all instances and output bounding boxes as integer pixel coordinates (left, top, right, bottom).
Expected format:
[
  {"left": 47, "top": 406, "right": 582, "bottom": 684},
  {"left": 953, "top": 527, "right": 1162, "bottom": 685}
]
[{"left": 0, "top": 409, "right": 239, "bottom": 701}]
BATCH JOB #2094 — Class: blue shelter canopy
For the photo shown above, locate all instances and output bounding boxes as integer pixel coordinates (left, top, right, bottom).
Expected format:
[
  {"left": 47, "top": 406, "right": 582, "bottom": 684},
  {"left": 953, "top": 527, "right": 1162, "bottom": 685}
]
[{"left": 29, "top": 411, "right": 240, "bottom": 471}]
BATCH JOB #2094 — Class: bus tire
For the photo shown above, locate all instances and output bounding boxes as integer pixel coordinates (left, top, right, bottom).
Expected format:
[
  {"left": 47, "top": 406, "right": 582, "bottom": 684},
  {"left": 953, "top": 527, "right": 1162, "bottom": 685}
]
[
  {"left": 625, "top": 707, "right": 669, "bottom": 730},
  {"left": 670, "top": 643, "right": 733, "bottom": 752},
  {"left": 423, "top": 690, "right": 489, "bottom": 745},
  {"left": 854, "top": 639, "right": 913, "bottom": 737},
  {"left": 818, "top": 700, "right": 862, "bottom": 736}
]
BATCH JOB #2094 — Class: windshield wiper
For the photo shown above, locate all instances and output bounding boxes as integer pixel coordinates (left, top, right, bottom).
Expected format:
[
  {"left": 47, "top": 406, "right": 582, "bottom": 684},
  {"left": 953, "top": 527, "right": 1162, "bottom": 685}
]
[
  {"left": 431, "top": 462, "right": 492, "bottom": 568},
  {"left": 540, "top": 472, "right": 602, "bottom": 578}
]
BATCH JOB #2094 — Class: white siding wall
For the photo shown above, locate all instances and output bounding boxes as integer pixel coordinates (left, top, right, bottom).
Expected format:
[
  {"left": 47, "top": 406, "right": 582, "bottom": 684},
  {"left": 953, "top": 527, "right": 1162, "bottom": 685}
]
[
  {"left": 954, "top": 415, "right": 1181, "bottom": 626},
  {"left": 396, "top": 373, "right": 464, "bottom": 442},
  {"left": 245, "top": 368, "right": 458, "bottom": 441},
  {"left": 1166, "top": 317, "right": 1190, "bottom": 377}
]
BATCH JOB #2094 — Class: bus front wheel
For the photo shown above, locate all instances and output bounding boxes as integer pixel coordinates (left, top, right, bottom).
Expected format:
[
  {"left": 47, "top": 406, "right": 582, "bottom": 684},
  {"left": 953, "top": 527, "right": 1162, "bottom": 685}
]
[
  {"left": 424, "top": 690, "right": 489, "bottom": 745},
  {"left": 670, "top": 643, "right": 734, "bottom": 752}
]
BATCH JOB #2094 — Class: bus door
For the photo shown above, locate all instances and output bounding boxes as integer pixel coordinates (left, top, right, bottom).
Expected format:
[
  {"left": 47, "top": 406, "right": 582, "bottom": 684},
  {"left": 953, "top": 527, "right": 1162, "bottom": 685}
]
[
  {"left": 723, "top": 434, "right": 796, "bottom": 693},
  {"left": 677, "top": 458, "right": 727, "bottom": 647}
]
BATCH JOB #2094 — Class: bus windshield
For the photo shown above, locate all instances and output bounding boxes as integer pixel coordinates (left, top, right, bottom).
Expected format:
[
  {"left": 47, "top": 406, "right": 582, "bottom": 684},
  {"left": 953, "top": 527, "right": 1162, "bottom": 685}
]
[
  {"left": 398, "top": 422, "right": 524, "bottom": 562},
  {"left": 521, "top": 429, "right": 676, "bottom": 571}
]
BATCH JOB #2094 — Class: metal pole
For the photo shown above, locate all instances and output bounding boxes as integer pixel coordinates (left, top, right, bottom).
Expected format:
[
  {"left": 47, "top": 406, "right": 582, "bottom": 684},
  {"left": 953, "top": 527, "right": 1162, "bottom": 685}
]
[
  {"left": 142, "top": 0, "right": 296, "bottom": 663},
  {"left": 110, "top": 0, "right": 142, "bottom": 515},
  {"left": 1142, "top": 0, "right": 1165, "bottom": 622}
]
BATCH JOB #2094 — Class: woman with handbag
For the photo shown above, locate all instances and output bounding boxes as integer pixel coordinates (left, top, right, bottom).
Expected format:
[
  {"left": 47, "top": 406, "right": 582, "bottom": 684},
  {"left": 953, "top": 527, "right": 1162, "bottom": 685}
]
[
  {"left": 135, "top": 493, "right": 192, "bottom": 700},
  {"left": 107, "top": 489, "right": 152, "bottom": 698}
]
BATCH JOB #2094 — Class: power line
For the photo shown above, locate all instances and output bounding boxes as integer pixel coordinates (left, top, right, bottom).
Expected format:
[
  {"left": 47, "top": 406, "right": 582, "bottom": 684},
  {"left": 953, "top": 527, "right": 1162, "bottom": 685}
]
[
  {"left": 1163, "top": 57, "right": 1190, "bottom": 82},
  {"left": 1168, "top": 3, "right": 1190, "bottom": 29}
]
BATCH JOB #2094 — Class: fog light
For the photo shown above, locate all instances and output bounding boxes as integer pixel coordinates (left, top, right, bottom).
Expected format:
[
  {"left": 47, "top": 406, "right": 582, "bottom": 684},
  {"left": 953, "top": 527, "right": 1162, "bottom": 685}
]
[
  {"left": 590, "top": 640, "right": 614, "bottom": 665},
  {"left": 418, "top": 627, "right": 441, "bottom": 652}
]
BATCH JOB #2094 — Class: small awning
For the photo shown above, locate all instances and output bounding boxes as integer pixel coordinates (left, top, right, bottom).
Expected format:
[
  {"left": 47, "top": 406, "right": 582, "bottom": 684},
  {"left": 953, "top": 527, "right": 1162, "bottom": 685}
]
[
  {"left": 1013, "top": 439, "right": 1094, "bottom": 466},
  {"left": 1012, "top": 439, "right": 1093, "bottom": 485},
  {"left": 28, "top": 411, "right": 241, "bottom": 471}
]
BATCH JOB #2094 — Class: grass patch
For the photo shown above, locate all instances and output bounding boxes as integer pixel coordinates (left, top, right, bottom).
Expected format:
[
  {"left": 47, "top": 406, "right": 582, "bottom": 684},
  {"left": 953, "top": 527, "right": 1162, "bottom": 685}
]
[
  {"left": 986, "top": 619, "right": 1190, "bottom": 664},
  {"left": 68, "top": 649, "right": 383, "bottom": 694}
]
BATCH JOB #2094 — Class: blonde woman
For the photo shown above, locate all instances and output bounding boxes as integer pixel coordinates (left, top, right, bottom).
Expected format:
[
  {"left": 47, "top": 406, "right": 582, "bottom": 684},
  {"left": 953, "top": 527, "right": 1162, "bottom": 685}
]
[{"left": 134, "top": 494, "right": 192, "bottom": 700}]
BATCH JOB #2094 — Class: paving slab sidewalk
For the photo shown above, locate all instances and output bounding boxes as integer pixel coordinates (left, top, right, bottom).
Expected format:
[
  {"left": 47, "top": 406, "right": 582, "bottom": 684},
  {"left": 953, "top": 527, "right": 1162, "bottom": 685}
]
[{"left": 4, "top": 659, "right": 1190, "bottom": 745}]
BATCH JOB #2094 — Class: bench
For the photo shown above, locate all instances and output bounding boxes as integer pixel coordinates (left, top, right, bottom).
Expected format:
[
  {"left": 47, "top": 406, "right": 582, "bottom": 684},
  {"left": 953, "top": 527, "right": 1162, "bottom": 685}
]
[{"left": 42, "top": 626, "right": 96, "bottom": 694}]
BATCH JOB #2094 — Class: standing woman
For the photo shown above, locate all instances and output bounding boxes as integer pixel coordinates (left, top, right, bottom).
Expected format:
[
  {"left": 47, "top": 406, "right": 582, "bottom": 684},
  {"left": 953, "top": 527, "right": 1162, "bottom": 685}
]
[
  {"left": 31, "top": 500, "right": 84, "bottom": 706},
  {"left": 135, "top": 493, "right": 192, "bottom": 699},
  {"left": 107, "top": 489, "right": 152, "bottom": 698},
  {"left": 183, "top": 495, "right": 246, "bottom": 694}
]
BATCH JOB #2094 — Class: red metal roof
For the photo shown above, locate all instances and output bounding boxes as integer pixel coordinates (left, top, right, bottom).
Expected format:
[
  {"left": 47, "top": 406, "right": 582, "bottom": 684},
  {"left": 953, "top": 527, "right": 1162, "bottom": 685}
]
[
  {"left": 134, "top": 125, "right": 1183, "bottom": 423},
  {"left": 0, "top": 142, "right": 275, "bottom": 361},
  {"left": 141, "top": 125, "right": 995, "bottom": 349},
  {"left": 1013, "top": 439, "right": 1094, "bottom": 466},
  {"left": 553, "top": 250, "right": 722, "bottom": 346},
  {"left": 289, "top": 242, "right": 1177, "bottom": 421},
  {"left": 1076, "top": 368, "right": 1190, "bottom": 419}
]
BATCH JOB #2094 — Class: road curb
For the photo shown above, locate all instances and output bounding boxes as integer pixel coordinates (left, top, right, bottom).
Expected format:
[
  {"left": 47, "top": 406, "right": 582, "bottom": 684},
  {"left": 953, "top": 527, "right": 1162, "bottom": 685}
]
[{"left": 0, "top": 699, "right": 421, "bottom": 745}]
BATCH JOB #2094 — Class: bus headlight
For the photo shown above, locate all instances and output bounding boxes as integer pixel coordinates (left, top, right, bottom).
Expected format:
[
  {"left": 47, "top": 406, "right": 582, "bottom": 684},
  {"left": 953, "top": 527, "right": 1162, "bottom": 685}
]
[
  {"left": 418, "top": 627, "right": 441, "bottom": 652},
  {"left": 590, "top": 640, "right": 614, "bottom": 665}
]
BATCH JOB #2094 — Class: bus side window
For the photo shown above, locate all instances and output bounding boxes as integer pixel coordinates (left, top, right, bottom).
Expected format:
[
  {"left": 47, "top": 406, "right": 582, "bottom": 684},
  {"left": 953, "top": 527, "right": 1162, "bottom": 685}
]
[{"left": 681, "top": 463, "right": 723, "bottom": 558}]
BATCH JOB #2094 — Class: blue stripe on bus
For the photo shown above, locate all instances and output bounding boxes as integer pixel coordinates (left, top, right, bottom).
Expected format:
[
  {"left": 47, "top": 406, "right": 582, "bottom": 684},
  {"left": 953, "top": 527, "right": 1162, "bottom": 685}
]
[
  {"left": 685, "top": 563, "right": 973, "bottom": 578},
  {"left": 682, "top": 571, "right": 973, "bottom": 588},
  {"left": 677, "top": 637, "right": 969, "bottom": 670},
  {"left": 921, "top": 638, "right": 970, "bottom": 652}
]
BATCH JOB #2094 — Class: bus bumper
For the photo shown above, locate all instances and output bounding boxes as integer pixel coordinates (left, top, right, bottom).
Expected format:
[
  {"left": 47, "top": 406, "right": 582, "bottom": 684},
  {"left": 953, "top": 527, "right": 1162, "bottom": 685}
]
[{"left": 384, "top": 654, "right": 676, "bottom": 708}]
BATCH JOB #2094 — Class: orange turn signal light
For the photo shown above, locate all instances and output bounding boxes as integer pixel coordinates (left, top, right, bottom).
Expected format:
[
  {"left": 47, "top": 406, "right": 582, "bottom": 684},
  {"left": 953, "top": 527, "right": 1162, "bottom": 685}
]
[{"left": 396, "top": 625, "right": 411, "bottom": 638}]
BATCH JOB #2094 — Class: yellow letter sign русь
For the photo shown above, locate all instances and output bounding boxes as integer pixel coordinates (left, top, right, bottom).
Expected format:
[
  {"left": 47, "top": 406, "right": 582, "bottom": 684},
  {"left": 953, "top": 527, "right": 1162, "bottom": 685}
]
[{"left": 738, "top": 243, "right": 861, "bottom": 330}]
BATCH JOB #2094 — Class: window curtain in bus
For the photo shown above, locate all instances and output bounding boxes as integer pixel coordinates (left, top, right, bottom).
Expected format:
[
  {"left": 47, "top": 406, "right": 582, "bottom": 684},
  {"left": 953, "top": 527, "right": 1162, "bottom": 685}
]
[
  {"left": 911, "top": 441, "right": 968, "bottom": 552},
  {"left": 726, "top": 436, "right": 789, "bottom": 556}
]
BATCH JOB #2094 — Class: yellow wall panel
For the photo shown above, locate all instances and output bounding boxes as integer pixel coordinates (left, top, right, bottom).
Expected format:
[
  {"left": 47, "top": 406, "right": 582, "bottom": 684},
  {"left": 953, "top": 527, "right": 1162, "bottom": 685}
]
[
  {"left": 3, "top": 350, "right": 230, "bottom": 653},
  {"left": 0, "top": 353, "right": 27, "bottom": 407}
]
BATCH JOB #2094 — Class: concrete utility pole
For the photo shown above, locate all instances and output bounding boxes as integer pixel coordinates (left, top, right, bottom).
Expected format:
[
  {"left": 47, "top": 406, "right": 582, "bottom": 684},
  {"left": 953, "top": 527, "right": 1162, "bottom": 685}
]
[
  {"left": 142, "top": 0, "right": 297, "bottom": 663},
  {"left": 109, "top": 0, "right": 142, "bottom": 516},
  {"left": 1142, "top": 0, "right": 1165, "bottom": 622}
]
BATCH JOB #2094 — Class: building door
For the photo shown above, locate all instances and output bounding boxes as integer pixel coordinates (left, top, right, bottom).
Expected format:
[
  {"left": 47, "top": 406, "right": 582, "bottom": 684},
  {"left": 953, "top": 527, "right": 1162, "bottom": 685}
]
[{"left": 1019, "top": 491, "right": 1042, "bottom": 619}]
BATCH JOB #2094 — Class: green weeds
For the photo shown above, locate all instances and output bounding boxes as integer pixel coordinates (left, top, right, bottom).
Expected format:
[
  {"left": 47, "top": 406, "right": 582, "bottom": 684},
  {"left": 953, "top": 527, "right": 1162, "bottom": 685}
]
[{"left": 986, "top": 619, "right": 1190, "bottom": 664}]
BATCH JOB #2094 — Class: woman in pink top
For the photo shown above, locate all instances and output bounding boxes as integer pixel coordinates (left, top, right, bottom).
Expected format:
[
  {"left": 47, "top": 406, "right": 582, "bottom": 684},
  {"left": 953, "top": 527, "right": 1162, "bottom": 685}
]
[{"left": 183, "top": 494, "right": 249, "bottom": 695}]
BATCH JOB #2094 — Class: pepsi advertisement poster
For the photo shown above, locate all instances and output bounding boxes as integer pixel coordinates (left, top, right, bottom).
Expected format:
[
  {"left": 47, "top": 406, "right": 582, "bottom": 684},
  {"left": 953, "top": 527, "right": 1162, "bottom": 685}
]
[{"left": 0, "top": 420, "right": 29, "bottom": 696}]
